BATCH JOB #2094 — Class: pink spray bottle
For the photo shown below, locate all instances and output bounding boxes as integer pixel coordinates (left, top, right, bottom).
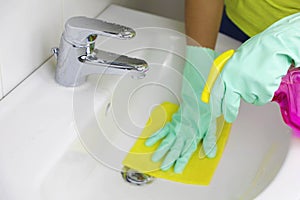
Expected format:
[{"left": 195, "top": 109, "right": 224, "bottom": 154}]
[{"left": 272, "top": 66, "right": 300, "bottom": 137}]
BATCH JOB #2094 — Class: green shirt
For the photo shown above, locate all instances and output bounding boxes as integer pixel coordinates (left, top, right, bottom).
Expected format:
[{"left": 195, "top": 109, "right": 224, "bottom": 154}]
[{"left": 225, "top": 0, "right": 300, "bottom": 36}]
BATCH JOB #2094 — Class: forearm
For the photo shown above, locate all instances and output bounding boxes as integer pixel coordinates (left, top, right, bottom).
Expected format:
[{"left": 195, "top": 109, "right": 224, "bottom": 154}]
[{"left": 185, "top": 0, "right": 224, "bottom": 49}]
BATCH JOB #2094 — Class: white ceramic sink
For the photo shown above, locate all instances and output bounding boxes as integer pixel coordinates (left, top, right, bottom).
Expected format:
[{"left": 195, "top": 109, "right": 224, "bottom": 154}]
[
  {"left": 1, "top": 4, "right": 299, "bottom": 200},
  {"left": 42, "top": 5, "right": 291, "bottom": 200}
]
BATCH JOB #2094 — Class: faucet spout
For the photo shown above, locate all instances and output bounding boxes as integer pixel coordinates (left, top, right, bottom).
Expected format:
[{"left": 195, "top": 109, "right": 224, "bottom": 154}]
[{"left": 78, "top": 49, "right": 148, "bottom": 74}]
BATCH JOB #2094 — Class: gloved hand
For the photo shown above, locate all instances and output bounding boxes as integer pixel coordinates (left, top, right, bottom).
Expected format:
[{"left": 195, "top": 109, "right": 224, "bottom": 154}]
[
  {"left": 216, "top": 12, "right": 300, "bottom": 123},
  {"left": 145, "top": 46, "right": 220, "bottom": 173}
]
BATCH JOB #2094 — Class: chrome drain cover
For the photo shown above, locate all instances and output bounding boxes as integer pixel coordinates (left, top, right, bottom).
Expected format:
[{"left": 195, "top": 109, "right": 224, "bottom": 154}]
[{"left": 121, "top": 167, "right": 154, "bottom": 186}]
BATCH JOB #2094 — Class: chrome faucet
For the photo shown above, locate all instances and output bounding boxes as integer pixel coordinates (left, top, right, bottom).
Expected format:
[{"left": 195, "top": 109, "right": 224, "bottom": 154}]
[{"left": 52, "top": 16, "right": 149, "bottom": 87}]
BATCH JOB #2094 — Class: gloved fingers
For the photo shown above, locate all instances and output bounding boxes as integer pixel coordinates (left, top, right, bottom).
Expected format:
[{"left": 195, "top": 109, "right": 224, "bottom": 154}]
[
  {"left": 222, "top": 88, "right": 241, "bottom": 123},
  {"left": 202, "top": 118, "right": 217, "bottom": 158},
  {"left": 151, "top": 132, "right": 176, "bottom": 162},
  {"left": 210, "top": 76, "right": 225, "bottom": 117},
  {"left": 181, "top": 129, "right": 198, "bottom": 154},
  {"left": 173, "top": 142, "right": 198, "bottom": 173},
  {"left": 145, "top": 123, "right": 171, "bottom": 147},
  {"left": 160, "top": 136, "right": 185, "bottom": 171}
]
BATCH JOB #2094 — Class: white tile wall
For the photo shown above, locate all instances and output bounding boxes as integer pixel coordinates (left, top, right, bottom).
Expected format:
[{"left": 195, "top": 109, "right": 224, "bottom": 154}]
[
  {"left": 62, "top": 0, "right": 112, "bottom": 23},
  {"left": 115, "top": 0, "right": 185, "bottom": 21},
  {"left": 0, "top": 0, "right": 114, "bottom": 98},
  {"left": 0, "top": 61, "right": 3, "bottom": 100},
  {"left": 0, "top": 0, "right": 183, "bottom": 99},
  {"left": 0, "top": 0, "right": 62, "bottom": 95}
]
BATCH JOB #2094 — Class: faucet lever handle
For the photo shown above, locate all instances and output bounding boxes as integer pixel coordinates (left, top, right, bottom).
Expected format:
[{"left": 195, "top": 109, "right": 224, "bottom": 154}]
[{"left": 64, "top": 16, "right": 136, "bottom": 46}]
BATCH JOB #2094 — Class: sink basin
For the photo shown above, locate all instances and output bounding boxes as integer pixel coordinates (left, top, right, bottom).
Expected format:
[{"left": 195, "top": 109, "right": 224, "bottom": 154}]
[{"left": 40, "top": 5, "right": 291, "bottom": 200}]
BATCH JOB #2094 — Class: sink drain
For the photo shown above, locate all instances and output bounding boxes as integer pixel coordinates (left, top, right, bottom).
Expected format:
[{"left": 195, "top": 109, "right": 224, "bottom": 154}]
[{"left": 121, "top": 167, "right": 154, "bottom": 186}]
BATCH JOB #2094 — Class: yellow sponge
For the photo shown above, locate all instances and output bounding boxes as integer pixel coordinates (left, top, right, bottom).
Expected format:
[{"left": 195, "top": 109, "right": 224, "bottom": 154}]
[{"left": 122, "top": 102, "right": 231, "bottom": 185}]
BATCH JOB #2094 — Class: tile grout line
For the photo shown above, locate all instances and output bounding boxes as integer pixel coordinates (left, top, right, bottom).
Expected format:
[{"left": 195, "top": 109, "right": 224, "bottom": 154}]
[{"left": 0, "top": 56, "right": 53, "bottom": 101}]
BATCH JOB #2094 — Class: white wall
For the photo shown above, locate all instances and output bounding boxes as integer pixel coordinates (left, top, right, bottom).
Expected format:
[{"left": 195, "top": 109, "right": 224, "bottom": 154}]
[
  {"left": 0, "top": 0, "right": 184, "bottom": 100},
  {"left": 0, "top": 59, "right": 3, "bottom": 99},
  {"left": 0, "top": 0, "right": 114, "bottom": 99},
  {"left": 119, "top": 0, "right": 185, "bottom": 22}
]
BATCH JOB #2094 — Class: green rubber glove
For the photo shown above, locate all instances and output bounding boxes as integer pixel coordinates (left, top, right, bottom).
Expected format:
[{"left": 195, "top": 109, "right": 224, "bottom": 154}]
[
  {"left": 217, "top": 12, "right": 300, "bottom": 123},
  {"left": 145, "top": 46, "right": 220, "bottom": 173}
]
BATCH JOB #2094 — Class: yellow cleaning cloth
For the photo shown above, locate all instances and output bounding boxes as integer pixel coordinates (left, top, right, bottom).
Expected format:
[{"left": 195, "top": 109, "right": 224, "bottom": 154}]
[{"left": 122, "top": 102, "right": 231, "bottom": 185}]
